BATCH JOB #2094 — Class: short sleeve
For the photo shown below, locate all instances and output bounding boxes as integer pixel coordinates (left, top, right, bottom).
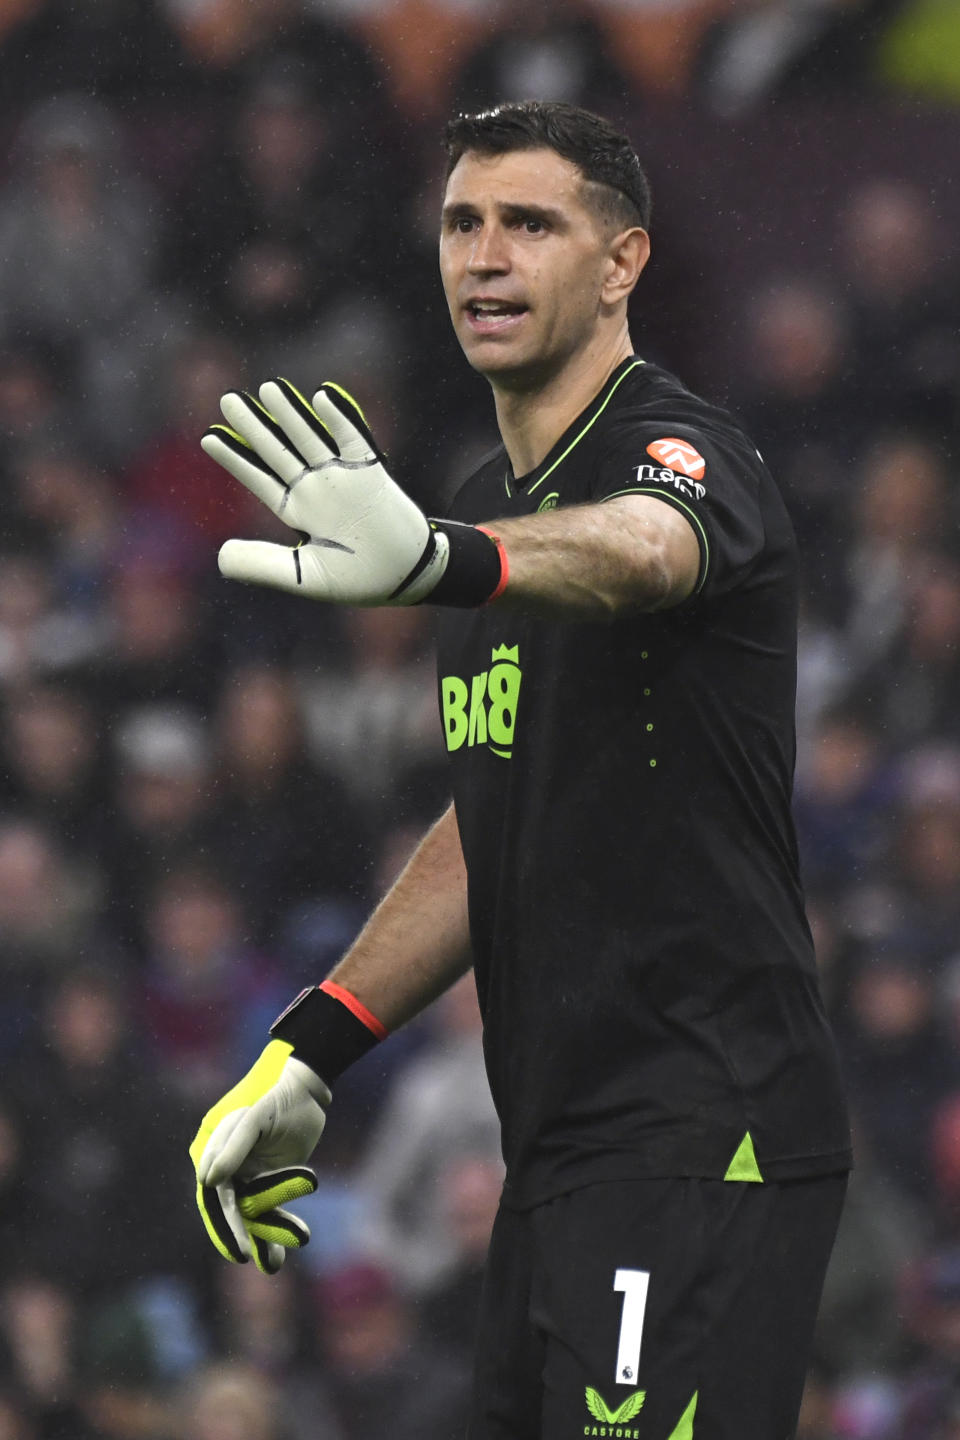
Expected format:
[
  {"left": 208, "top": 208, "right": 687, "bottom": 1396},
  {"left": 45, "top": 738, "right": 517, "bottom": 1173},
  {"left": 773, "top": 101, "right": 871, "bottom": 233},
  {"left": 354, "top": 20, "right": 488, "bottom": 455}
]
[{"left": 593, "top": 425, "right": 767, "bottom": 601}]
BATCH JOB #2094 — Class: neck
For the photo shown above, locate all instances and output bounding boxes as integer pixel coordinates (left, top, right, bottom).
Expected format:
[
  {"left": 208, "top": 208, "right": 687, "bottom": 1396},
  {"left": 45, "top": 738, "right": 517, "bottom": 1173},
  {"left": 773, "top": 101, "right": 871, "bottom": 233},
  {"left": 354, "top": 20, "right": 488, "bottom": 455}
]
[{"left": 491, "top": 324, "right": 634, "bottom": 478}]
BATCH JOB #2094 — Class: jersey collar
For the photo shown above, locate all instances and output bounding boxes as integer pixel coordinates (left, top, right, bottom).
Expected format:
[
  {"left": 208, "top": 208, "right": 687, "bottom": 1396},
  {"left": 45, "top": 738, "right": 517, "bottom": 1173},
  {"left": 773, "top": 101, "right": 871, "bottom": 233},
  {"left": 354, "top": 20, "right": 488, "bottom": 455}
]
[{"left": 504, "top": 355, "right": 646, "bottom": 500}]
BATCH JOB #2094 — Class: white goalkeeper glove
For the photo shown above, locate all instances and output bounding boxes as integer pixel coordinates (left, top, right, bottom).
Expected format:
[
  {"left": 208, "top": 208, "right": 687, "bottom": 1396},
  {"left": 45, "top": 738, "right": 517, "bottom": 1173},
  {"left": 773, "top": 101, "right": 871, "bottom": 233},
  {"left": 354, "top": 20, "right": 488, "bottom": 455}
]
[
  {"left": 201, "top": 378, "right": 450, "bottom": 605},
  {"left": 189, "top": 1040, "right": 331, "bottom": 1275}
]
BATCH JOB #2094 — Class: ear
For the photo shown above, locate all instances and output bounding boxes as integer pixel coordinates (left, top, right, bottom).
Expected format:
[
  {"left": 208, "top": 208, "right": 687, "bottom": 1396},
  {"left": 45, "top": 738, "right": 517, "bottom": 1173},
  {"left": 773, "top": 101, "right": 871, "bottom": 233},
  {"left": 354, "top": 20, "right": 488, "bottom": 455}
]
[{"left": 601, "top": 228, "right": 651, "bottom": 307}]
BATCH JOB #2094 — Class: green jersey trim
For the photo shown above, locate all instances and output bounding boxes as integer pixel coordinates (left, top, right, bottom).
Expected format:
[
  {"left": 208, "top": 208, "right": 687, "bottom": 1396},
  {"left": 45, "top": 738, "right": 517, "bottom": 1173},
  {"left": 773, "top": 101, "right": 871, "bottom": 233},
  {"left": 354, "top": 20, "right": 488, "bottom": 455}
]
[
  {"left": 601, "top": 487, "right": 710, "bottom": 595},
  {"left": 506, "top": 359, "right": 647, "bottom": 499},
  {"left": 666, "top": 1392, "right": 698, "bottom": 1440},
  {"left": 724, "top": 1131, "right": 764, "bottom": 1183}
]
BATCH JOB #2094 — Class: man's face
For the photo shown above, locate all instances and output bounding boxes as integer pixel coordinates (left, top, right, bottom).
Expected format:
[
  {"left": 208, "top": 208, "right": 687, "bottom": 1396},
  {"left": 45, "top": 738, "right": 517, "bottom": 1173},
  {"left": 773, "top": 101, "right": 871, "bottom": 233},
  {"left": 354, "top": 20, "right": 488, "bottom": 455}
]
[{"left": 439, "top": 147, "right": 619, "bottom": 389}]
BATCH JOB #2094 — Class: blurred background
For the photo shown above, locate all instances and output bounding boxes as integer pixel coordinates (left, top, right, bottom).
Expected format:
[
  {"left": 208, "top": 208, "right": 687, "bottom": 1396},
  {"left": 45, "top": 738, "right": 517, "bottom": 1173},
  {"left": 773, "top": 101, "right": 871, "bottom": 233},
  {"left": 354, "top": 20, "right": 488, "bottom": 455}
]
[{"left": 0, "top": 0, "right": 957, "bottom": 1436}]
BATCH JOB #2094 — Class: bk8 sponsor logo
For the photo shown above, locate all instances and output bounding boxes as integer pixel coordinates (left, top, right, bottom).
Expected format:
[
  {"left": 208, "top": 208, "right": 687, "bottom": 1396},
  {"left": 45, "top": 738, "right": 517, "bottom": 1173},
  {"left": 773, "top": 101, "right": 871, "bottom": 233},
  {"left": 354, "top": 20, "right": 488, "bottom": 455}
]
[{"left": 441, "top": 644, "right": 522, "bottom": 759}]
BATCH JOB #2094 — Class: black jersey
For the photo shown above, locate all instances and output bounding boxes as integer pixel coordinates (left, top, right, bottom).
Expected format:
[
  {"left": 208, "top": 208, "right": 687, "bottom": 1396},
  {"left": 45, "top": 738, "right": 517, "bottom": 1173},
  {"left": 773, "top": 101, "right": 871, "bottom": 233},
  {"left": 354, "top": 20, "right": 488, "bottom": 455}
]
[{"left": 435, "top": 357, "right": 851, "bottom": 1210}]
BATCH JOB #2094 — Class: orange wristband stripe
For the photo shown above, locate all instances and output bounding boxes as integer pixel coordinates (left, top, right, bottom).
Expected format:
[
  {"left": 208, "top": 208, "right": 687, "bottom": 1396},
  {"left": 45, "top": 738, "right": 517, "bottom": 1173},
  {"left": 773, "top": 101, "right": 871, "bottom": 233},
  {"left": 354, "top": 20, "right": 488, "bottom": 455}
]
[
  {"left": 319, "top": 980, "right": 388, "bottom": 1041},
  {"left": 477, "top": 526, "right": 509, "bottom": 602}
]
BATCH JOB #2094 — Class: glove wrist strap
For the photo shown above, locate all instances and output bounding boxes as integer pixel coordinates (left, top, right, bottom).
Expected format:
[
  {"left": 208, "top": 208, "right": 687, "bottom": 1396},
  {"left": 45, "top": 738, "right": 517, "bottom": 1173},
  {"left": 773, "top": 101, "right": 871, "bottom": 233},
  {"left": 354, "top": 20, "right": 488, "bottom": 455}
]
[
  {"left": 270, "top": 981, "right": 387, "bottom": 1087},
  {"left": 424, "top": 520, "right": 507, "bottom": 607}
]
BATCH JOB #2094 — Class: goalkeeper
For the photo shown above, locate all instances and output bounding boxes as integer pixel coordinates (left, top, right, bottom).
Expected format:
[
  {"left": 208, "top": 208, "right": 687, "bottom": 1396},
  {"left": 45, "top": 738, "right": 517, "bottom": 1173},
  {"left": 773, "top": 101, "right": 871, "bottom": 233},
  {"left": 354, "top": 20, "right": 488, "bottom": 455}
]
[{"left": 191, "top": 102, "right": 850, "bottom": 1440}]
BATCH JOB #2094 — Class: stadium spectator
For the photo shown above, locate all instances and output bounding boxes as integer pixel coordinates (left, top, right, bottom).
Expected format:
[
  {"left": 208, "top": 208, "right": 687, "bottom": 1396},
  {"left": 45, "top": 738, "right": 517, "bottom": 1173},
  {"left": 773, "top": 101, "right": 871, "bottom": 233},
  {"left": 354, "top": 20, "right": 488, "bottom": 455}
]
[
  {"left": 0, "top": 816, "right": 103, "bottom": 1020},
  {"left": 162, "top": 0, "right": 389, "bottom": 125},
  {"left": 211, "top": 1264, "right": 345, "bottom": 1440},
  {"left": 0, "top": 95, "right": 173, "bottom": 462},
  {"left": 733, "top": 276, "right": 859, "bottom": 584},
  {"left": 315, "top": 1261, "right": 470, "bottom": 1440},
  {"left": 121, "top": 332, "right": 263, "bottom": 555},
  {"left": 351, "top": 974, "right": 501, "bottom": 1291},
  {"left": 13, "top": 444, "right": 124, "bottom": 618},
  {"left": 208, "top": 661, "right": 372, "bottom": 938},
  {"left": 0, "top": 1275, "right": 101, "bottom": 1440},
  {"left": 853, "top": 559, "right": 960, "bottom": 750},
  {"left": 351, "top": 0, "right": 494, "bottom": 120},
  {"left": 0, "top": 552, "right": 102, "bottom": 685},
  {"left": 87, "top": 561, "right": 216, "bottom": 713},
  {"left": 793, "top": 705, "right": 894, "bottom": 899},
  {"left": 4, "top": 965, "right": 195, "bottom": 1298},
  {"left": 836, "top": 178, "right": 960, "bottom": 435},
  {"left": 451, "top": 0, "right": 631, "bottom": 116},
  {"left": 814, "top": 1121, "right": 926, "bottom": 1377},
  {"left": 840, "top": 433, "right": 950, "bottom": 685},
  {"left": 839, "top": 949, "right": 960, "bottom": 1201},
  {"left": 300, "top": 606, "right": 447, "bottom": 826},
  {"left": 0, "top": 685, "right": 108, "bottom": 859},
  {"left": 211, "top": 1261, "right": 310, "bottom": 1375},
  {"left": 103, "top": 705, "right": 215, "bottom": 954},
  {"left": 879, "top": 749, "right": 960, "bottom": 963},
  {"left": 138, "top": 859, "right": 291, "bottom": 1104},
  {"left": 417, "top": 1153, "right": 504, "bottom": 1365},
  {"left": 172, "top": 66, "right": 398, "bottom": 365},
  {"left": 0, "top": 347, "right": 82, "bottom": 465},
  {"left": 176, "top": 1361, "right": 289, "bottom": 1440},
  {"left": 590, "top": 0, "right": 725, "bottom": 100}
]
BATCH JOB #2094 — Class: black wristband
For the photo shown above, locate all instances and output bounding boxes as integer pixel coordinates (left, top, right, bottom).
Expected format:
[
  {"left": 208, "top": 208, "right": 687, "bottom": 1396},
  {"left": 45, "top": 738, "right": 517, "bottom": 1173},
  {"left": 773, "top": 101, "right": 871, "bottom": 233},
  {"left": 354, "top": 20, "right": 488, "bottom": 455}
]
[
  {"left": 425, "top": 519, "right": 506, "bottom": 607},
  {"left": 270, "top": 984, "right": 384, "bottom": 1087}
]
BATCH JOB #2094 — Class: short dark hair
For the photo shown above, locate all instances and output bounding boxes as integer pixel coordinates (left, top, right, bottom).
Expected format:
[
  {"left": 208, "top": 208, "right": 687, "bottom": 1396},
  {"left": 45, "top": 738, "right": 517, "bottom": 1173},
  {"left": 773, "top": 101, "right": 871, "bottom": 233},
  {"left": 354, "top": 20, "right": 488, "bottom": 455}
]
[{"left": 443, "top": 100, "right": 652, "bottom": 233}]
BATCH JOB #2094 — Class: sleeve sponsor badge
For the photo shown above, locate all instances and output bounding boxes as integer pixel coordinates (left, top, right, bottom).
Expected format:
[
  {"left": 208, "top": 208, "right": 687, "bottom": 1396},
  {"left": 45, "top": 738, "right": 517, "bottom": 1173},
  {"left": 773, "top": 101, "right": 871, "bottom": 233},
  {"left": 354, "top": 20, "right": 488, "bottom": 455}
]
[{"left": 646, "top": 438, "right": 706, "bottom": 480}]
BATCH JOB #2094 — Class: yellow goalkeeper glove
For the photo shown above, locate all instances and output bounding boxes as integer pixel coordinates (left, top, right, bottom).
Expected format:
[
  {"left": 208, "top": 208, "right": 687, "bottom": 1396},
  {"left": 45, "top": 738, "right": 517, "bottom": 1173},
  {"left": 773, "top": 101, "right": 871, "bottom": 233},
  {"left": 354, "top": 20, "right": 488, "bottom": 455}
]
[
  {"left": 201, "top": 378, "right": 505, "bottom": 607},
  {"left": 189, "top": 1039, "right": 330, "bottom": 1275}
]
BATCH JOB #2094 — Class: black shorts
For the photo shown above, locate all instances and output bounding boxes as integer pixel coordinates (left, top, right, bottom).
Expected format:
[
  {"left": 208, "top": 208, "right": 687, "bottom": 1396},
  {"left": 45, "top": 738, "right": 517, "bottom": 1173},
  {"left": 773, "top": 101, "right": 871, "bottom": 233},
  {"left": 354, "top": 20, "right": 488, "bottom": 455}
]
[{"left": 469, "top": 1174, "right": 847, "bottom": 1440}]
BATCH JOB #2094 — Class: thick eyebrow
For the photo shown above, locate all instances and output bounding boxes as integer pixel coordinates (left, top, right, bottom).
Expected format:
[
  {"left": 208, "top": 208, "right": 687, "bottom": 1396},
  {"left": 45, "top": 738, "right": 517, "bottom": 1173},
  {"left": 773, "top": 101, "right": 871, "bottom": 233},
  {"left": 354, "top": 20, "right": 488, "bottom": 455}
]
[
  {"left": 441, "top": 199, "right": 569, "bottom": 229},
  {"left": 441, "top": 201, "right": 478, "bottom": 226},
  {"left": 500, "top": 201, "right": 568, "bottom": 229}
]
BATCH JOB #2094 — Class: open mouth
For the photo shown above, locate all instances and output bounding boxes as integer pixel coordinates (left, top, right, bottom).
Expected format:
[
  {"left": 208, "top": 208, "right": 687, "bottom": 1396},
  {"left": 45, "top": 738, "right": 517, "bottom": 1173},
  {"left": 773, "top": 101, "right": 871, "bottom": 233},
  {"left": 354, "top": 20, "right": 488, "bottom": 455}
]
[{"left": 466, "top": 300, "right": 529, "bottom": 331}]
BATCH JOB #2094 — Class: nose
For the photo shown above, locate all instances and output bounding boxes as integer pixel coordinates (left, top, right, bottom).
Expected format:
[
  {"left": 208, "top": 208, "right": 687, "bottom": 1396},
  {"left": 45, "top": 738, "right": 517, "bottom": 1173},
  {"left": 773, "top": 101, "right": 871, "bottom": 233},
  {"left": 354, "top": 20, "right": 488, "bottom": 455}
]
[{"left": 467, "top": 223, "right": 509, "bottom": 275}]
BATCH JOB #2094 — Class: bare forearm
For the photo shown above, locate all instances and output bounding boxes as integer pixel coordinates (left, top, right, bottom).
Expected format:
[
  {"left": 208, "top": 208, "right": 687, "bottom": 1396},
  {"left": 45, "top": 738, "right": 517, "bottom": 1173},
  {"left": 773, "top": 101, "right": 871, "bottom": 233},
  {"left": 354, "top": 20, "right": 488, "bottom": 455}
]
[
  {"left": 488, "top": 497, "right": 699, "bottom": 618},
  {"left": 325, "top": 803, "right": 471, "bottom": 1031}
]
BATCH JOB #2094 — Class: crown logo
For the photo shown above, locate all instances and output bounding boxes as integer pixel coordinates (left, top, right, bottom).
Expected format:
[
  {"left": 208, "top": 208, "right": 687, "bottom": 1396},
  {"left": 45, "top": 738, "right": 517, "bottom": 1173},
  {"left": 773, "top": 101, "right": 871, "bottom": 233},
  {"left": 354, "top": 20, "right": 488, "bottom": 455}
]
[{"left": 491, "top": 644, "right": 519, "bottom": 665}]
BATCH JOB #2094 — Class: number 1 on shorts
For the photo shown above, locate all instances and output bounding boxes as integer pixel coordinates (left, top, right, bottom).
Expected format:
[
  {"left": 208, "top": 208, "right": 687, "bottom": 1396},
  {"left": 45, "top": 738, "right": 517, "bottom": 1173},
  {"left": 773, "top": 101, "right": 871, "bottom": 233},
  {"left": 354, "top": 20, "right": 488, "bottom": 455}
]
[{"left": 613, "top": 1268, "right": 650, "bottom": 1385}]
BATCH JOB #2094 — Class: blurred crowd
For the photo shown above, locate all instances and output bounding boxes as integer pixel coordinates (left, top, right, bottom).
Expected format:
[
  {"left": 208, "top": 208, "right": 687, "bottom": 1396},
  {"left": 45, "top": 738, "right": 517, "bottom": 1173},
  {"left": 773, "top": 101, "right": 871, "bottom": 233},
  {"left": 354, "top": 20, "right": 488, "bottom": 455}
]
[{"left": 0, "top": 0, "right": 957, "bottom": 1437}]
